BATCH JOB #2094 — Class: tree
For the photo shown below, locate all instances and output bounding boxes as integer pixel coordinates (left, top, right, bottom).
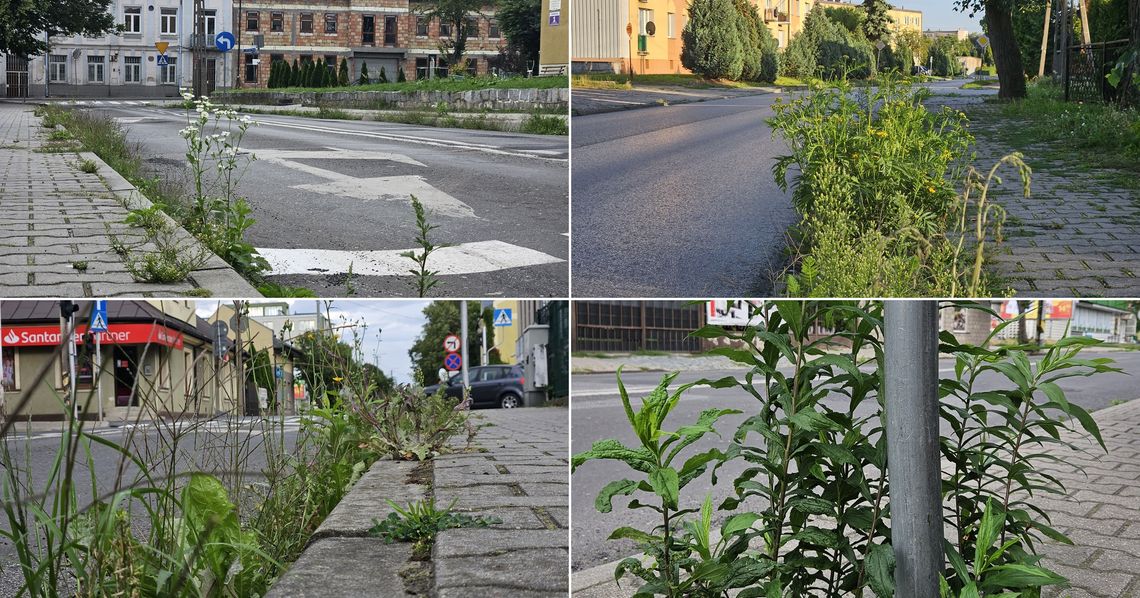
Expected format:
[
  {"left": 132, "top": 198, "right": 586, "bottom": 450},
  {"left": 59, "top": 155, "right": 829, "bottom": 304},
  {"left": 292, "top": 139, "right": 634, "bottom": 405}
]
[
  {"left": 293, "top": 330, "right": 394, "bottom": 404},
  {"left": 931, "top": 37, "right": 964, "bottom": 76},
  {"left": 419, "top": 0, "right": 488, "bottom": 68},
  {"left": 408, "top": 301, "right": 494, "bottom": 385},
  {"left": 359, "top": 62, "right": 370, "bottom": 85},
  {"left": 862, "top": 0, "right": 895, "bottom": 42},
  {"left": 497, "top": 0, "right": 541, "bottom": 75},
  {"left": 398, "top": 65, "right": 408, "bottom": 82},
  {"left": 291, "top": 59, "right": 301, "bottom": 87},
  {"left": 379, "top": 66, "right": 389, "bottom": 83},
  {"left": 736, "top": 0, "right": 764, "bottom": 80},
  {"left": 826, "top": 6, "right": 866, "bottom": 35},
  {"left": 681, "top": 0, "right": 744, "bottom": 80},
  {"left": 338, "top": 58, "right": 350, "bottom": 86},
  {"left": 956, "top": 0, "right": 1026, "bottom": 98},
  {"left": 0, "top": 0, "right": 115, "bottom": 57}
]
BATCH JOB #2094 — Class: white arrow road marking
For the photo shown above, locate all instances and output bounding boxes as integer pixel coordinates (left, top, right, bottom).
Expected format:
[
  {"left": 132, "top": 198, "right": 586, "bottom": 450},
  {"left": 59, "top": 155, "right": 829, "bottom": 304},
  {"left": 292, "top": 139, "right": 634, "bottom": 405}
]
[
  {"left": 257, "top": 240, "right": 564, "bottom": 277},
  {"left": 252, "top": 147, "right": 475, "bottom": 218}
]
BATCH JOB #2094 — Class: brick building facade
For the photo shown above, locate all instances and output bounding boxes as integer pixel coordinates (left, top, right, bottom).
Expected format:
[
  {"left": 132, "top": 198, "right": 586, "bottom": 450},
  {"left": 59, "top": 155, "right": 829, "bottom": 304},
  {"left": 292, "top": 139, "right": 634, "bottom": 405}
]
[{"left": 235, "top": 0, "right": 505, "bottom": 88}]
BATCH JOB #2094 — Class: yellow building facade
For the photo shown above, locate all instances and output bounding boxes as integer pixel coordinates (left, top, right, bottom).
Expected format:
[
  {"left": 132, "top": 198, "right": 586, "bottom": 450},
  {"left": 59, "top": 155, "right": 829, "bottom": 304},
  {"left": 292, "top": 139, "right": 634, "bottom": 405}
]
[
  {"left": 572, "top": 0, "right": 690, "bottom": 74},
  {"left": 491, "top": 300, "right": 520, "bottom": 363}
]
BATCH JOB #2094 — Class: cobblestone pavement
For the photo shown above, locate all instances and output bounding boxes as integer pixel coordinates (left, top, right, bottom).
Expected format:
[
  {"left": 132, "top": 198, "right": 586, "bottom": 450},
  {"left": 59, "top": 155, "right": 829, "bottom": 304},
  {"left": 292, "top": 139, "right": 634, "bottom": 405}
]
[
  {"left": 934, "top": 96, "right": 1140, "bottom": 296},
  {"left": 433, "top": 407, "right": 569, "bottom": 598},
  {"left": 1037, "top": 398, "right": 1140, "bottom": 598},
  {"left": 0, "top": 102, "right": 253, "bottom": 297}
]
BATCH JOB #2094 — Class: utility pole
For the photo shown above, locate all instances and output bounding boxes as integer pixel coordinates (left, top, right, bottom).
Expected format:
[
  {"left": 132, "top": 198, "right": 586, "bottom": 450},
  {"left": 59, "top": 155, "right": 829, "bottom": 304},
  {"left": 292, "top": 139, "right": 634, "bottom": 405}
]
[
  {"left": 193, "top": 0, "right": 206, "bottom": 98},
  {"left": 1078, "top": 0, "right": 1092, "bottom": 45},
  {"left": 481, "top": 320, "right": 488, "bottom": 366},
  {"left": 884, "top": 300, "right": 944, "bottom": 597},
  {"left": 1039, "top": 0, "right": 1052, "bottom": 77}
]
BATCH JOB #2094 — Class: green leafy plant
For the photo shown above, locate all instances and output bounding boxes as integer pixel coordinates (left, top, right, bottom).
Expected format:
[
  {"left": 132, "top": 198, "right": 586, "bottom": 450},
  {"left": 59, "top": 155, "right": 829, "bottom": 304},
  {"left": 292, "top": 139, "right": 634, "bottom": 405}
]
[
  {"left": 370, "top": 497, "right": 500, "bottom": 557},
  {"left": 572, "top": 369, "right": 744, "bottom": 597},
  {"left": 401, "top": 195, "right": 450, "bottom": 297},
  {"left": 575, "top": 301, "right": 1112, "bottom": 598}
]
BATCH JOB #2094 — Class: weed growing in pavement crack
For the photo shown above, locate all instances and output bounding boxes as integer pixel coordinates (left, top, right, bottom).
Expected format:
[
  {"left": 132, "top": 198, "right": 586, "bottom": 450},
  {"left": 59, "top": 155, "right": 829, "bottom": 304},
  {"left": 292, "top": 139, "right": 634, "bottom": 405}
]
[
  {"left": 401, "top": 195, "right": 450, "bottom": 297},
  {"left": 370, "top": 497, "right": 500, "bottom": 559}
]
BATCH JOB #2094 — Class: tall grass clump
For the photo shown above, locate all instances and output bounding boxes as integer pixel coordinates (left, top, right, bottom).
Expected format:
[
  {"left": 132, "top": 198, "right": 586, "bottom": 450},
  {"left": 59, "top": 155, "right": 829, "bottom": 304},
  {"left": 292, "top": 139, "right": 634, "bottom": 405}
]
[
  {"left": 0, "top": 300, "right": 472, "bottom": 597},
  {"left": 769, "top": 77, "right": 1025, "bottom": 297}
]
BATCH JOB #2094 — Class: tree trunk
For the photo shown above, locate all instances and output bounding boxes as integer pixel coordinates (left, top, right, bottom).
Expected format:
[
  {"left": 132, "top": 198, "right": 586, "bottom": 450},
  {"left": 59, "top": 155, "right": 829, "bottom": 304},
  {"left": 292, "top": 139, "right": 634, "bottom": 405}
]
[{"left": 985, "top": 0, "right": 1028, "bottom": 99}]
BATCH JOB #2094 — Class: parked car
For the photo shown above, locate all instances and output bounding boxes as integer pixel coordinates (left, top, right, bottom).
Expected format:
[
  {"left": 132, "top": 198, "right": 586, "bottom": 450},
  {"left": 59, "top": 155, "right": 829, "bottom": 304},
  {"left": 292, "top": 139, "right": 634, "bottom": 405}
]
[{"left": 424, "top": 365, "right": 526, "bottom": 409}]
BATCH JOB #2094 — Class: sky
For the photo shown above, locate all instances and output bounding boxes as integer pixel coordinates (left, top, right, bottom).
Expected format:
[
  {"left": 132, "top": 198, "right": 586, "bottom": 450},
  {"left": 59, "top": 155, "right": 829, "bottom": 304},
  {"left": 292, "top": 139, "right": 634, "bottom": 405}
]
[
  {"left": 896, "top": 0, "right": 983, "bottom": 32},
  {"left": 196, "top": 300, "right": 433, "bottom": 385}
]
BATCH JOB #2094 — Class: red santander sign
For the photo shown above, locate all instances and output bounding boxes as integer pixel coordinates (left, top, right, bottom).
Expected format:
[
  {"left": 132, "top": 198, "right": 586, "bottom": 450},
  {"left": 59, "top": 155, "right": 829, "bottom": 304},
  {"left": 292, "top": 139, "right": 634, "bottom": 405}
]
[{"left": 1, "top": 323, "right": 184, "bottom": 350}]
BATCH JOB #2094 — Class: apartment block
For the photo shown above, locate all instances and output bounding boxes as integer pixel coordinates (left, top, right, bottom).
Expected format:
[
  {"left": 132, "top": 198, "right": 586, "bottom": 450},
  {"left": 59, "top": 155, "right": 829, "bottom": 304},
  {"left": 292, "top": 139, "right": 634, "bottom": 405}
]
[{"left": 1, "top": 0, "right": 233, "bottom": 98}]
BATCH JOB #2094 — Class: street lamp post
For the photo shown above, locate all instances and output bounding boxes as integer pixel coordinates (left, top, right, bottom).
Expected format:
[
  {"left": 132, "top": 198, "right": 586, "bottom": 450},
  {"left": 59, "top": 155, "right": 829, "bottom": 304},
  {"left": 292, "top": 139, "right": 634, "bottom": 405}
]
[{"left": 884, "top": 300, "right": 944, "bottom": 596}]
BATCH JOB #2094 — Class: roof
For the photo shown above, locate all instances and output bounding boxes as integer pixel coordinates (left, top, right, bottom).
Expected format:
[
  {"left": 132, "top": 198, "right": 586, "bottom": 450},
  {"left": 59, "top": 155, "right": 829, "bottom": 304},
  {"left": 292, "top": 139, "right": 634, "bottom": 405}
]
[{"left": 1, "top": 300, "right": 210, "bottom": 342}]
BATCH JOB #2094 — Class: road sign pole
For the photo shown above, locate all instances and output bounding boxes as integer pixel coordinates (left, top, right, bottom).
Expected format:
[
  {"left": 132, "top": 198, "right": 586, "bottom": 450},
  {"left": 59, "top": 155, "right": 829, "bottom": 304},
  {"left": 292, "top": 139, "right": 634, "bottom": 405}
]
[
  {"left": 96, "top": 334, "right": 103, "bottom": 422},
  {"left": 481, "top": 321, "right": 487, "bottom": 366},
  {"left": 460, "top": 302, "right": 470, "bottom": 392},
  {"left": 884, "top": 300, "right": 944, "bottom": 597}
]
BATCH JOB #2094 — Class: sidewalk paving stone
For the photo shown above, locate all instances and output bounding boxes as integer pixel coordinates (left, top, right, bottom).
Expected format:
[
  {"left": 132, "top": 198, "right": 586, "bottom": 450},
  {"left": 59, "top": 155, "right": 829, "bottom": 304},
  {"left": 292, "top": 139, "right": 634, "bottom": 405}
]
[
  {"left": 932, "top": 97, "right": 1140, "bottom": 297},
  {"left": 0, "top": 102, "right": 256, "bottom": 297}
]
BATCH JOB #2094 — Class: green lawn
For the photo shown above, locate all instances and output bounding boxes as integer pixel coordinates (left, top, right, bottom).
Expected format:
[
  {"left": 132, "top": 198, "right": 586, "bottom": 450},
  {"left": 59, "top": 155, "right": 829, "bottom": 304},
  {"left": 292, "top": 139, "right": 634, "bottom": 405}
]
[
  {"left": 980, "top": 80, "right": 1140, "bottom": 182},
  {"left": 226, "top": 75, "right": 568, "bottom": 94}
]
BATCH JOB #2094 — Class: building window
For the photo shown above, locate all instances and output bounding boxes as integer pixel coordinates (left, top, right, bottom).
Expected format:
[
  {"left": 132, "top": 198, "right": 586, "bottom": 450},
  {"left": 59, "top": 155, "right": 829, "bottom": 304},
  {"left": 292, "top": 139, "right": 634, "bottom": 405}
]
[
  {"left": 124, "top": 7, "right": 142, "bottom": 34},
  {"left": 87, "top": 55, "right": 105, "bottom": 83},
  {"left": 300, "top": 13, "right": 313, "bottom": 34},
  {"left": 246, "top": 11, "right": 259, "bottom": 31},
  {"left": 270, "top": 12, "right": 283, "bottom": 32},
  {"left": 667, "top": 13, "right": 675, "bottom": 38},
  {"left": 203, "top": 10, "right": 217, "bottom": 35},
  {"left": 639, "top": 9, "right": 654, "bottom": 36},
  {"left": 488, "top": 20, "right": 500, "bottom": 38},
  {"left": 48, "top": 54, "right": 66, "bottom": 82},
  {"left": 325, "top": 13, "right": 338, "bottom": 34},
  {"left": 161, "top": 8, "right": 178, "bottom": 35},
  {"left": 465, "top": 17, "right": 479, "bottom": 37},
  {"left": 244, "top": 54, "right": 258, "bottom": 83},
  {"left": 124, "top": 56, "right": 142, "bottom": 83},
  {"left": 466, "top": 58, "right": 478, "bottom": 76},
  {"left": 1, "top": 349, "right": 18, "bottom": 391},
  {"left": 439, "top": 20, "right": 451, "bottom": 37},
  {"left": 416, "top": 16, "right": 428, "bottom": 37},
  {"left": 160, "top": 56, "right": 178, "bottom": 84},
  {"left": 415, "top": 56, "right": 429, "bottom": 79},
  {"left": 158, "top": 350, "right": 171, "bottom": 390}
]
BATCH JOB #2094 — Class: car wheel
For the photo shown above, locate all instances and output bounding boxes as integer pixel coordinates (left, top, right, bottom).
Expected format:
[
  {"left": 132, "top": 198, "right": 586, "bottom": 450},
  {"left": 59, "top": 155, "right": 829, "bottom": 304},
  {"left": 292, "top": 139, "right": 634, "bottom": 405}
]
[{"left": 500, "top": 393, "right": 521, "bottom": 409}]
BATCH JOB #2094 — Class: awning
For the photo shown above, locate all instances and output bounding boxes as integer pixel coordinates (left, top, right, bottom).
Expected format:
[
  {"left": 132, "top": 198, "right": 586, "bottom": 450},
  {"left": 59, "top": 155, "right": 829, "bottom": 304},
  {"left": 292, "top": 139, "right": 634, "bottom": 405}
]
[{"left": 1, "top": 323, "right": 185, "bottom": 350}]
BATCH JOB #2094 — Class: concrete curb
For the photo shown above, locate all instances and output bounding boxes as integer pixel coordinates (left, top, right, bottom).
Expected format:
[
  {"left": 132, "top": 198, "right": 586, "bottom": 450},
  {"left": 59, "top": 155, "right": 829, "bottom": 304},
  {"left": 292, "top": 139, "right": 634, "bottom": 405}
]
[
  {"left": 265, "top": 459, "right": 429, "bottom": 597},
  {"left": 214, "top": 103, "right": 568, "bottom": 126},
  {"left": 77, "top": 148, "right": 260, "bottom": 297}
]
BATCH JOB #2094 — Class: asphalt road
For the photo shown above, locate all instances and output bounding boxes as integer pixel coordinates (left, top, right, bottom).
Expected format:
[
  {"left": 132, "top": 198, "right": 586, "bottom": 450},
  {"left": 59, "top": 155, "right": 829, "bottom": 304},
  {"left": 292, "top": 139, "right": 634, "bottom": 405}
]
[
  {"left": 568, "top": 79, "right": 996, "bottom": 298},
  {"left": 570, "top": 349, "right": 1140, "bottom": 572},
  {"left": 0, "top": 417, "right": 300, "bottom": 597},
  {"left": 571, "top": 91, "right": 797, "bottom": 297},
  {"left": 80, "top": 104, "right": 569, "bottom": 297}
]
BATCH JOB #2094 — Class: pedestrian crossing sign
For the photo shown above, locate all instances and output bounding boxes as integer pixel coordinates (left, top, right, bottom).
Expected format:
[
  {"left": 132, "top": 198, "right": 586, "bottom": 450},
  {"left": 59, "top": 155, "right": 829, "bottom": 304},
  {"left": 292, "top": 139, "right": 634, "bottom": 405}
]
[
  {"left": 493, "top": 308, "right": 512, "bottom": 327},
  {"left": 157, "top": 54, "right": 169, "bottom": 67},
  {"left": 89, "top": 300, "right": 108, "bottom": 333}
]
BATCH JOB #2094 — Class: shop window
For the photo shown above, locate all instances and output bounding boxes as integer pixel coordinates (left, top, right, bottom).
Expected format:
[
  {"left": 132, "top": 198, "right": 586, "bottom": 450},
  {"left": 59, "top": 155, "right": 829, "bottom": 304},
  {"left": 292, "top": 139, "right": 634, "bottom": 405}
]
[{"left": 1, "top": 349, "right": 18, "bottom": 391}]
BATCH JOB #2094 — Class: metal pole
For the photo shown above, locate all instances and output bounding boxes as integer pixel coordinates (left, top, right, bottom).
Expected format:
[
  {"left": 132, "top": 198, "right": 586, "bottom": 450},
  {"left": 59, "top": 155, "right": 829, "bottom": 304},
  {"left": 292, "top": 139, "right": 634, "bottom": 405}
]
[
  {"left": 460, "top": 301, "right": 470, "bottom": 391},
  {"left": 884, "top": 300, "right": 944, "bottom": 597},
  {"left": 96, "top": 335, "right": 104, "bottom": 422},
  {"left": 481, "top": 321, "right": 488, "bottom": 366}
]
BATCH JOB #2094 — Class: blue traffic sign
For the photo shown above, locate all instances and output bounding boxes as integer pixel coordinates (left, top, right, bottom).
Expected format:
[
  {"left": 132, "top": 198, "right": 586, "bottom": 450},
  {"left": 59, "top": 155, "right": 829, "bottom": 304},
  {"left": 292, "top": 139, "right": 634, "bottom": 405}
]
[
  {"left": 444, "top": 352, "right": 462, "bottom": 371},
  {"left": 156, "top": 54, "right": 169, "bottom": 67},
  {"left": 215, "top": 31, "right": 236, "bottom": 52},
  {"left": 89, "top": 300, "right": 108, "bottom": 333},
  {"left": 493, "top": 308, "right": 513, "bottom": 327}
]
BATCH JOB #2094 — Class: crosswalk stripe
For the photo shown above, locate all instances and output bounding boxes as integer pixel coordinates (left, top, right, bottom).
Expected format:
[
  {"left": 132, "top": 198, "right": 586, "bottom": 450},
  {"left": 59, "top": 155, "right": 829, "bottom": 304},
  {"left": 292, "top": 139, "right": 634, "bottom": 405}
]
[{"left": 257, "top": 240, "right": 564, "bottom": 277}]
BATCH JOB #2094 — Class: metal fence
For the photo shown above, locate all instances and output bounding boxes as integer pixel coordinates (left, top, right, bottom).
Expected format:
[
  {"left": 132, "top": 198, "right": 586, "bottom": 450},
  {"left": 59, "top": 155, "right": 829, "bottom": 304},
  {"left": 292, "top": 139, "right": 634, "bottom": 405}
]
[
  {"left": 1064, "top": 39, "right": 1130, "bottom": 103},
  {"left": 573, "top": 301, "right": 705, "bottom": 353}
]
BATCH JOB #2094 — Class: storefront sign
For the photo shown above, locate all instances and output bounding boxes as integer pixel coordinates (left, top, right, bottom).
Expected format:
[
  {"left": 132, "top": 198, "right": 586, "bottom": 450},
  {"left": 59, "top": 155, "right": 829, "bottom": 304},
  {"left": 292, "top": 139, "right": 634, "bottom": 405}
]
[
  {"left": 1, "top": 323, "right": 184, "bottom": 350},
  {"left": 706, "top": 300, "right": 766, "bottom": 327}
]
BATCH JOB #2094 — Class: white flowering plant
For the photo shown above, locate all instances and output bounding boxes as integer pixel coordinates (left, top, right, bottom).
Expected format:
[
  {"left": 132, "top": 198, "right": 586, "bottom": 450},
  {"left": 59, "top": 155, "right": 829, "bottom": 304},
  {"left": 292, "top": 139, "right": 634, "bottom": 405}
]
[{"left": 178, "top": 89, "right": 269, "bottom": 279}]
